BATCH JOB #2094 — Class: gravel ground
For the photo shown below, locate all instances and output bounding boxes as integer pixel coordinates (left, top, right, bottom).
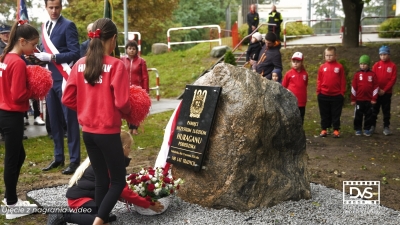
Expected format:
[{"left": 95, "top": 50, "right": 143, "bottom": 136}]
[{"left": 27, "top": 183, "right": 400, "bottom": 225}]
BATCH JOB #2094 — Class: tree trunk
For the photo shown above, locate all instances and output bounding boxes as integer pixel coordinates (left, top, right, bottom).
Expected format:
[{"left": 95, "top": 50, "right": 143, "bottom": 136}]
[{"left": 341, "top": 0, "right": 364, "bottom": 47}]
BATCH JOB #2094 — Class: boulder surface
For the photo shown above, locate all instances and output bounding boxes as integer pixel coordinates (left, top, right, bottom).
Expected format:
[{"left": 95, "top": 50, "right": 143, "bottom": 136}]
[{"left": 173, "top": 63, "right": 311, "bottom": 211}]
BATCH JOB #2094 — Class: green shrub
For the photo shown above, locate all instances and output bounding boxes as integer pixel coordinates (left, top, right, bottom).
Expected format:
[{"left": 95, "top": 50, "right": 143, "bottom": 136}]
[
  {"left": 338, "top": 58, "right": 352, "bottom": 104},
  {"left": 239, "top": 22, "right": 313, "bottom": 44},
  {"left": 379, "top": 18, "right": 400, "bottom": 38},
  {"left": 286, "top": 22, "right": 314, "bottom": 37},
  {"left": 224, "top": 50, "right": 237, "bottom": 66}
]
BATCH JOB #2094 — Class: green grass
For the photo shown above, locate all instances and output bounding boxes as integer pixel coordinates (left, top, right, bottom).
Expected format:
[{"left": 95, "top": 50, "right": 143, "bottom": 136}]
[{"left": 144, "top": 42, "right": 220, "bottom": 98}]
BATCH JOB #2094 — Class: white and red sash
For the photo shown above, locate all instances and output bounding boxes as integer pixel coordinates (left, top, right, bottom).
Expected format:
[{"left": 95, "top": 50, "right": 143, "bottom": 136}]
[
  {"left": 154, "top": 101, "right": 182, "bottom": 170},
  {"left": 41, "top": 23, "right": 71, "bottom": 81}
]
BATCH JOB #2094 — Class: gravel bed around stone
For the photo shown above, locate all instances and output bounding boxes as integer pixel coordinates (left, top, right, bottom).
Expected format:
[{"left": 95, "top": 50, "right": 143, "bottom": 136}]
[{"left": 27, "top": 183, "right": 400, "bottom": 224}]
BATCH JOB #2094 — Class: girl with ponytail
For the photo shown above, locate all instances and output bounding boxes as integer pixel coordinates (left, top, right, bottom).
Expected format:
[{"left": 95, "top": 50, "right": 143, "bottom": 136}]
[
  {"left": 62, "top": 18, "right": 133, "bottom": 225},
  {"left": 0, "top": 20, "right": 38, "bottom": 219}
]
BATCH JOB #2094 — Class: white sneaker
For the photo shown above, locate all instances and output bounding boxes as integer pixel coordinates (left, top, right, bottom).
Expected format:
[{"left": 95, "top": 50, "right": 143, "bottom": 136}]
[
  {"left": 4, "top": 199, "right": 37, "bottom": 219},
  {"left": 34, "top": 117, "right": 45, "bottom": 126}
]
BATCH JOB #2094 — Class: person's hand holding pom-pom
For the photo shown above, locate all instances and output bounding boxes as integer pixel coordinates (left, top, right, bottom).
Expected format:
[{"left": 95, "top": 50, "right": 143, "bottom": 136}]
[
  {"left": 26, "top": 65, "right": 53, "bottom": 99},
  {"left": 122, "top": 85, "right": 152, "bottom": 126}
]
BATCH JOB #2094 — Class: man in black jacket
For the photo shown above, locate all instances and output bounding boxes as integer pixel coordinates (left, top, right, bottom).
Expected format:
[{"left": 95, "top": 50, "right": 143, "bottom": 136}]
[
  {"left": 255, "top": 32, "right": 282, "bottom": 80},
  {"left": 268, "top": 5, "right": 283, "bottom": 40},
  {"left": 247, "top": 4, "right": 259, "bottom": 35}
]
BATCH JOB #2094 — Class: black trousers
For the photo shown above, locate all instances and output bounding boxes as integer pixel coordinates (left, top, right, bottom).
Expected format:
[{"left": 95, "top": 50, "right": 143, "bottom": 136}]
[
  {"left": 64, "top": 201, "right": 97, "bottom": 225},
  {"left": 299, "top": 107, "right": 305, "bottom": 125},
  {"left": 318, "top": 94, "right": 344, "bottom": 130},
  {"left": 32, "top": 99, "right": 41, "bottom": 118},
  {"left": 371, "top": 93, "right": 392, "bottom": 128},
  {"left": 83, "top": 132, "right": 126, "bottom": 222},
  {"left": 0, "top": 110, "right": 25, "bottom": 205},
  {"left": 353, "top": 101, "right": 373, "bottom": 131}
]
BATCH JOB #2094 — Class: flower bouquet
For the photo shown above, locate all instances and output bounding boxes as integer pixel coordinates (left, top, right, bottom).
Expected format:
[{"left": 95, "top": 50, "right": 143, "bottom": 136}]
[{"left": 126, "top": 166, "right": 183, "bottom": 215}]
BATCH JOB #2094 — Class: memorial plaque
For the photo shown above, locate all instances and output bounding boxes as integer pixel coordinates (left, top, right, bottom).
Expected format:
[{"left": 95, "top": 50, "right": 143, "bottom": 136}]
[{"left": 167, "top": 85, "right": 221, "bottom": 171}]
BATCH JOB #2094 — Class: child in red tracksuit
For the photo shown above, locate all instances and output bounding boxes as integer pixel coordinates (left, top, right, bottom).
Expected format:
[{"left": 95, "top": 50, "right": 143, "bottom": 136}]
[
  {"left": 282, "top": 52, "right": 308, "bottom": 124},
  {"left": 46, "top": 131, "right": 163, "bottom": 225},
  {"left": 351, "top": 55, "right": 379, "bottom": 137},
  {"left": 371, "top": 45, "right": 397, "bottom": 136},
  {"left": 317, "top": 46, "right": 346, "bottom": 138}
]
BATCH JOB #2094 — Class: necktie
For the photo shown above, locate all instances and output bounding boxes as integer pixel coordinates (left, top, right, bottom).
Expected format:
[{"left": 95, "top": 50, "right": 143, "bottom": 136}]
[{"left": 47, "top": 21, "right": 53, "bottom": 36}]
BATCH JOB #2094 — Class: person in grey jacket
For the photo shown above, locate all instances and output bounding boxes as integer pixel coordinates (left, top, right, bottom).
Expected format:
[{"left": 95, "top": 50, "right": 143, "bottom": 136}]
[{"left": 255, "top": 32, "right": 283, "bottom": 80}]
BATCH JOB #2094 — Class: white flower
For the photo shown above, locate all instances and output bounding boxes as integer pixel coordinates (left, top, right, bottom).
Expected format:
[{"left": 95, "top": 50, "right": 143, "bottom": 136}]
[
  {"left": 154, "top": 183, "right": 160, "bottom": 188},
  {"left": 154, "top": 189, "right": 160, "bottom": 196},
  {"left": 140, "top": 169, "right": 145, "bottom": 174},
  {"left": 151, "top": 177, "right": 157, "bottom": 183},
  {"left": 174, "top": 178, "right": 182, "bottom": 185},
  {"left": 149, "top": 174, "right": 153, "bottom": 179}
]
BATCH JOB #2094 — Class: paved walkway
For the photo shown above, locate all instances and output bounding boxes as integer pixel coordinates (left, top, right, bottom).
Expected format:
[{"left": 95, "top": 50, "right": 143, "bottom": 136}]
[
  {"left": 24, "top": 98, "right": 181, "bottom": 139},
  {"left": 285, "top": 33, "right": 399, "bottom": 47}
]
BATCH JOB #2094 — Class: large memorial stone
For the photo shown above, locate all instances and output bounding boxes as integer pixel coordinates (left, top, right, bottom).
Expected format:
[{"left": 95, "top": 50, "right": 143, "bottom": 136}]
[
  {"left": 210, "top": 45, "right": 229, "bottom": 58},
  {"left": 151, "top": 43, "right": 168, "bottom": 55},
  {"left": 173, "top": 63, "right": 311, "bottom": 211}
]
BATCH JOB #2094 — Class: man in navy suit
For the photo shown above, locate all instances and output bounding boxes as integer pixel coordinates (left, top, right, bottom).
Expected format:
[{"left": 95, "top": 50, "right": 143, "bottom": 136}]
[
  {"left": 35, "top": 0, "right": 81, "bottom": 175},
  {"left": 80, "top": 22, "right": 93, "bottom": 57}
]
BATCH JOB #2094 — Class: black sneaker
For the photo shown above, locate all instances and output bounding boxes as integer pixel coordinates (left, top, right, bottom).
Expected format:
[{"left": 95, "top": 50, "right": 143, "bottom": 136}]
[{"left": 47, "top": 213, "right": 66, "bottom": 225}]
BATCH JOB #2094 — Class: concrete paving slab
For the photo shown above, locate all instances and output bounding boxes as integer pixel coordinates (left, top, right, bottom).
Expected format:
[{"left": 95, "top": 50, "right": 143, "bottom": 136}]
[{"left": 285, "top": 33, "right": 399, "bottom": 47}]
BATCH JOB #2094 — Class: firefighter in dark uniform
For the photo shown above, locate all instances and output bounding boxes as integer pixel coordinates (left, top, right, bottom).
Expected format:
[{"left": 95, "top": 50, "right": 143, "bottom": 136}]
[
  {"left": 247, "top": 4, "right": 259, "bottom": 35},
  {"left": 268, "top": 5, "right": 283, "bottom": 40}
]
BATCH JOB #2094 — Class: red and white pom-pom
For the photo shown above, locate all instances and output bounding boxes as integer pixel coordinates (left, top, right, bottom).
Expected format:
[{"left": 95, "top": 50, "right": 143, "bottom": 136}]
[
  {"left": 26, "top": 65, "right": 53, "bottom": 99},
  {"left": 123, "top": 85, "right": 152, "bottom": 125}
]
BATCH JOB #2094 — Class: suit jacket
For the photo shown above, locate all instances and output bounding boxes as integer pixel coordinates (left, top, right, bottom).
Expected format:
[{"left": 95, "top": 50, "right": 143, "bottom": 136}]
[
  {"left": 41, "top": 16, "right": 80, "bottom": 82},
  {"left": 80, "top": 39, "right": 90, "bottom": 58}
]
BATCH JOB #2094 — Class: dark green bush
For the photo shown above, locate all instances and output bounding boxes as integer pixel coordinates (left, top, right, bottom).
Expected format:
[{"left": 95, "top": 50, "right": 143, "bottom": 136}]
[
  {"left": 379, "top": 18, "right": 400, "bottom": 38},
  {"left": 224, "top": 50, "right": 237, "bottom": 66},
  {"left": 338, "top": 58, "right": 352, "bottom": 104}
]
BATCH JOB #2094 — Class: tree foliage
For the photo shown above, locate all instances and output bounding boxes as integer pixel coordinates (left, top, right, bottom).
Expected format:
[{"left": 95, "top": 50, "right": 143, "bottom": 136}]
[
  {"left": 0, "top": 0, "right": 41, "bottom": 29},
  {"left": 313, "top": 0, "right": 342, "bottom": 19},
  {"left": 62, "top": 0, "right": 179, "bottom": 47}
]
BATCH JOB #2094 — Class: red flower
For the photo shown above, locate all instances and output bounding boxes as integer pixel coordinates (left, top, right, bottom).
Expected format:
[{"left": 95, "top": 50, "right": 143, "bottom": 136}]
[
  {"left": 162, "top": 183, "right": 166, "bottom": 187},
  {"left": 141, "top": 175, "right": 150, "bottom": 182},
  {"left": 127, "top": 173, "right": 136, "bottom": 181},
  {"left": 163, "top": 177, "right": 171, "bottom": 183},
  {"left": 170, "top": 189, "right": 174, "bottom": 194},
  {"left": 147, "top": 183, "right": 155, "bottom": 192},
  {"left": 145, "top": 196, "right": 152, "bottom": 202},
  {"left": 148, "top": 169, "right": 155, "bottom": 176},
  {"left": 177, "top": 184, "right": 180, "bottom": 190}
]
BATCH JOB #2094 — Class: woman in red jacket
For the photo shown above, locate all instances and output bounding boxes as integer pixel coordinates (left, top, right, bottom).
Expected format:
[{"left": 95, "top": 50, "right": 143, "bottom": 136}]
[
  {"left": 121, "top": 40, "right": 149, "bottom": 135},
  {"left": 47, "top": 131, "right": 163, "bottom": 225}
]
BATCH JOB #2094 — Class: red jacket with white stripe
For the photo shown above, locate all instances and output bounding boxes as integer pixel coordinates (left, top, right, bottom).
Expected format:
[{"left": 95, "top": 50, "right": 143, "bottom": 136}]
[
  {"left": 62, "top": 56, "right": 131, "bottom": 134},
  {"left": 351, "top": 69, "right": 379, "bottom": 102},
  {"left": 282, "top": 68, "right": 308, "bottom": 107},
  {"left": 317, "top": 61, "right": 346, "bottom": 96},
  {"left": 372, "top": 60, "right": 397, "bottom": 93}
]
